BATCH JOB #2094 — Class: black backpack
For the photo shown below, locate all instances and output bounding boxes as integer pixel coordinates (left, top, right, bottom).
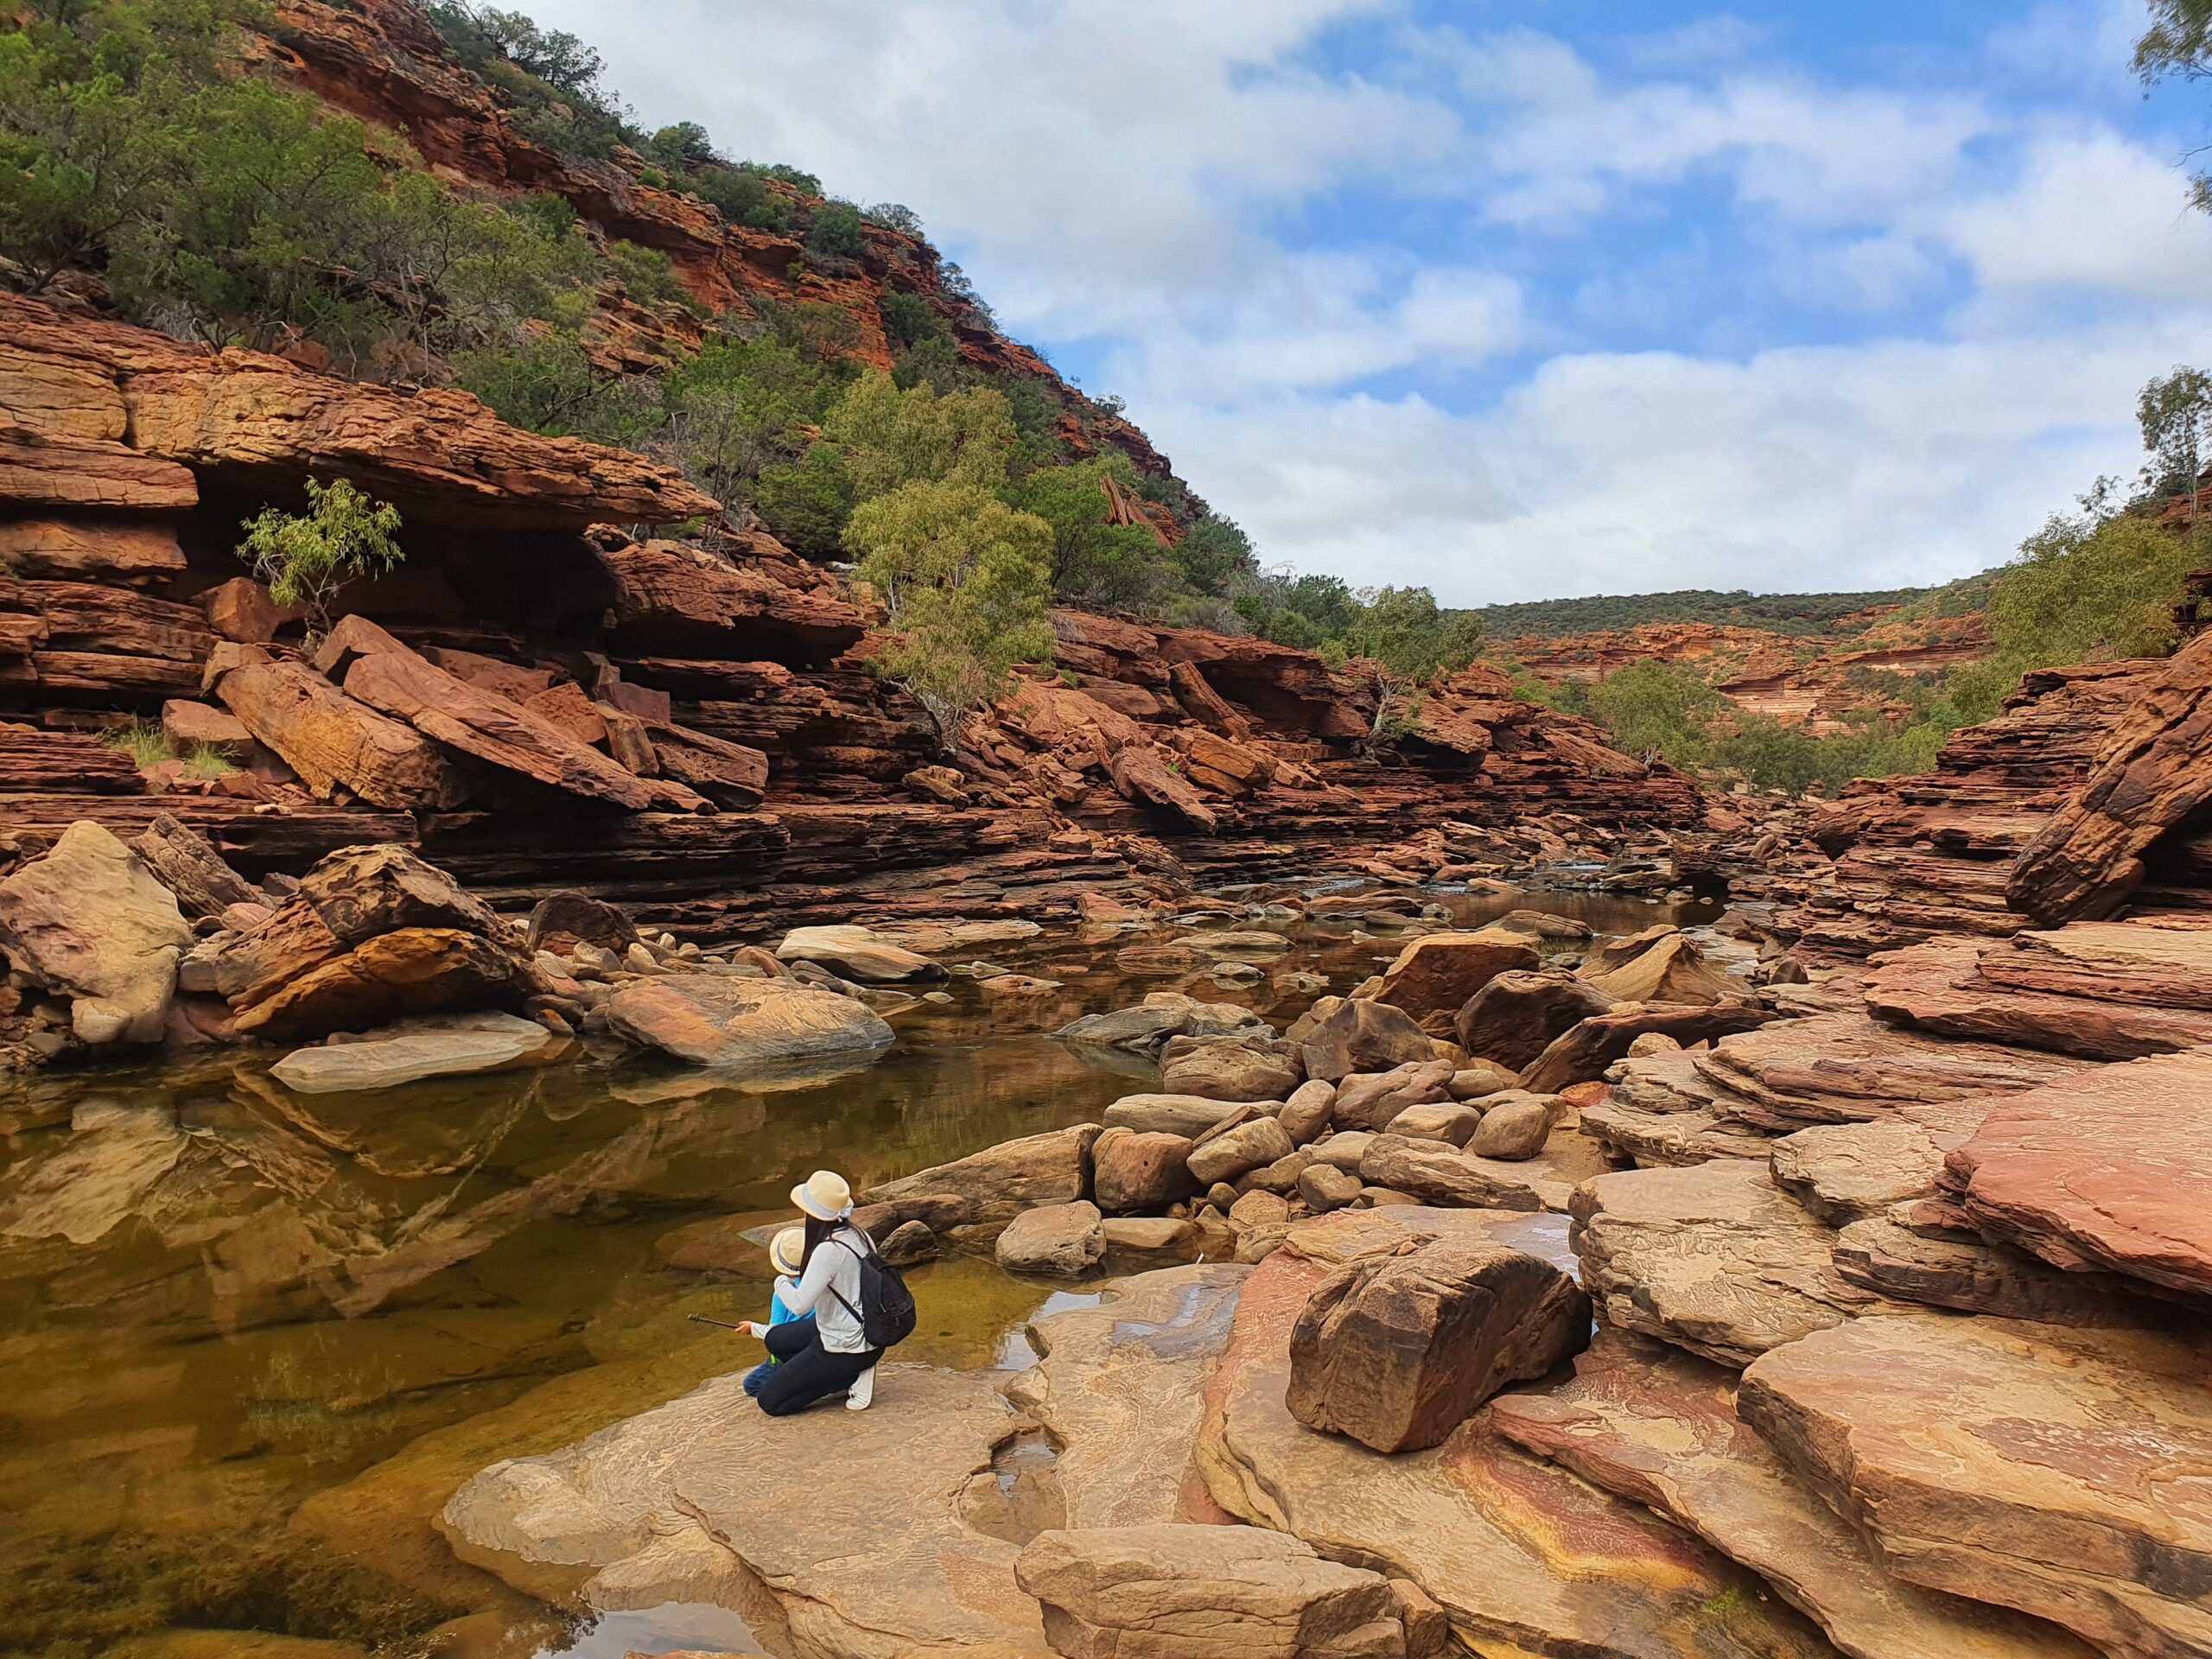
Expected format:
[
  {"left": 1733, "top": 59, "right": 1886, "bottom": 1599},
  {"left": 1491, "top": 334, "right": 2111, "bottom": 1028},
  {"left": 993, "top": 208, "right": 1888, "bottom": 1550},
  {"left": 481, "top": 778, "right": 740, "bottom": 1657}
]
[{"left": 829, "top": 1231, "right": 917, "bottom": 1350}]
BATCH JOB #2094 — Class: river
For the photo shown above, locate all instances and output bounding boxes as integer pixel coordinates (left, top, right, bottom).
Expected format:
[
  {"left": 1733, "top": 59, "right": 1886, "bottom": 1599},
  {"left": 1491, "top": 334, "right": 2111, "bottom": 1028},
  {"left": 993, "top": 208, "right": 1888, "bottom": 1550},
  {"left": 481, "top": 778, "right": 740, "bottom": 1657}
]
[{"left": 0, "top": 887, "right": 1711, "bottom": 1658}]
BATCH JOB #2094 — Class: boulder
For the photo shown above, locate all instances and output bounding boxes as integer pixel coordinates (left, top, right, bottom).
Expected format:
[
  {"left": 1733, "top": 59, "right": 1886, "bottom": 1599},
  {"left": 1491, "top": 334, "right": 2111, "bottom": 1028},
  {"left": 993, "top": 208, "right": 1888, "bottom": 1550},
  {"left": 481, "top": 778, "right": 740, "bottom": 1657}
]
[
  {"left": 210, "top": 652, "right": 468, "bottom": 810},
  {"left": 1866, "top": 934, "right": 2212, "bottom": 1061},
  {"left": 1058, "top": 993, "right": 1269, "bottom": 1054},
  {"left": 1278, "top": 1078, "right": 1336, "bottom": 1145},
  {"left": 775, "top": 924, "right": 948, "bottom": 983},
  {"left": 1367, "top": 930, "right": 1538, "bottom": 1030},
  {"left": 1296, "top": 1163, "right": 1364, "bottom": 1213},
  {"left": 1492, "top": 1329, "right": 2099, "bottom": 1659},
  {"left": 524, "top": 891, "right": 641, "bottom": 956},
  {"left": 601, "top": 974, "right": 895, "bottom": 1073},
  {"left": 1740, "top": 1313, "right": 2212, "bottom": 1659},
  {"left": 1521, "top": 1003, "right": 1777, "bottom": 1094},
  {"left": 1287, "top": 1236, "right": 1590, "bottom": 1452},
  {"left": 0, "top": 820, "right": 190, "bottom": 1045},
  {"left": 1380, "top": 1101, "right": 1478, "bottom": 1147},
  {"left": 1452, "top": 969, "right": 1612, "bottom": 1071},
  {"left": 1188, "top": 1118, "right": 1297, "bottom": 1188},
  {"left": 1330, "top": 1060, "right": 1456, "bottom": 1134},
  {"left": 1570, "top": 1161, "right": 1884, "bottom": 1368},
  {"left": 878, "top": 1220, "right": 939, "bottom": 1267},
  {"left": 1090, "top": 1128, "right": 1198, "bottom": 1214},
  {"left": 863, "top": 1124, "right": 1101, "bottom": 1226},
  {"left": 441, "top": 1365, "right": 1047, "bottom": 1656},
  {"left": 1160, "top": 1039, "right": 1302, "bottom": 1102},
  {"left": 1299, "top": 999, "right": 1435, "bottom": 1084},
  {"left": 1002, "top": 1264, "right": 1250, "bottom": 1528},
  {"left": 1109, "top": 743, "right": 1219, "bottom": 831},
  {"left": 1101, "top": 1217, "right": 1197, "bottom": 1254},
  {"left": 997, "top": 1202, "right": 1107, "bottom": 1277},
  {"left": 228, "top": 926, "right": 542, "bottom": 1040},
  {"left": 1308, "top": 1132, "right": 1375, "bottom": 1173},
  {"left": 1357, "top": 1135, "right": 1551, "bottom": 1212},
  {"left": 1103, "top": 1094, "right": 1268, "bottom": 1139},
  {"left": 1944, "top": 1048, "right": 2212, "bottom": 1305},
  {"left": 1465, "top": 1092, "right": 1562, "bottom": 1161},
  {"left": 198, "top": 575, "right": 288, "bottom": 643},
  {"left": 1446, "top": 1061, "right": 1520, "bottom": 1099},
  {"left": 269, "top": 1011, "right": 569, "bottom": 1094},
  {"left": 1015, "top": 1525, "right": 1437, "bottom": 1659},
  {"left": 1580, "top": 931, "right": 1741, "bottom": 1006},
  {"left": 130, "top": 811, "right": 259, "bottom": 919},
  {"left": 160, "top": 697, "right": 252, "bottom": 761},
  {"left": 1195, "top": 1211, "right": 1836, "bottom": 1657}
]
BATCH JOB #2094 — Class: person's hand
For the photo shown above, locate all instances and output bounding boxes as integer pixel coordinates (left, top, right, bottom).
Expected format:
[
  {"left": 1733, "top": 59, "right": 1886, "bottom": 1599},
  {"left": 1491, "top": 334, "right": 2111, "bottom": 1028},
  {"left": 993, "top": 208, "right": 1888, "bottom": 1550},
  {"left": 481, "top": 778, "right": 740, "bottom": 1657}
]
[{"left": 740, "top": 1320, "right": 765, "bottom": 1338}]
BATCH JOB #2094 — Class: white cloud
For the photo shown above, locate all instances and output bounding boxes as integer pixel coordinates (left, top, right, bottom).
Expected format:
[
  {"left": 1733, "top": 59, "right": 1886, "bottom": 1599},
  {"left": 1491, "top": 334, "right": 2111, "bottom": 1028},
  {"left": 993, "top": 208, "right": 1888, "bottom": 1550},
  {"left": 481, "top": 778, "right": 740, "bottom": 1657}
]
[{"left": 531, "top": 0, "right": 2212, "bottom": 604}]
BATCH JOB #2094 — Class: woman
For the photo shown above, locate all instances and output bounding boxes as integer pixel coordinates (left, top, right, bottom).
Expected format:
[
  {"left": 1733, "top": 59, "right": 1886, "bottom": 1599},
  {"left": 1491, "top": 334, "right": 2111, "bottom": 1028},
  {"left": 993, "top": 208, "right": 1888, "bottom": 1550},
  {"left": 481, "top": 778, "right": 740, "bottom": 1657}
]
[{"left": 751, "top": 1169, "right": 882, "bottom": 1415}]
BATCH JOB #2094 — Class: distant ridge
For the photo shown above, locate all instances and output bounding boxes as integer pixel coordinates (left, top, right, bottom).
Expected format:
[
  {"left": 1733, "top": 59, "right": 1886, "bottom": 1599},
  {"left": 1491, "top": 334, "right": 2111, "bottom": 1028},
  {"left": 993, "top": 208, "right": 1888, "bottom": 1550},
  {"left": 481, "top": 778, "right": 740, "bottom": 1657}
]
[{"left": 1478, "top": 572, "right": 1993, "bottom": 640}]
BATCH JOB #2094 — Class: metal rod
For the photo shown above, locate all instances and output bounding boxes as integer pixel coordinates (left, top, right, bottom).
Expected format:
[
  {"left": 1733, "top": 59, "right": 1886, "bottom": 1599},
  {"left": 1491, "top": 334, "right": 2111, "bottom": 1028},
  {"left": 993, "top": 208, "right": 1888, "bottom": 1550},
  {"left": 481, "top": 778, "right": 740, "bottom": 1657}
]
[{"left": 687, "top": 1313, "right": 747, "bottom": 1331}]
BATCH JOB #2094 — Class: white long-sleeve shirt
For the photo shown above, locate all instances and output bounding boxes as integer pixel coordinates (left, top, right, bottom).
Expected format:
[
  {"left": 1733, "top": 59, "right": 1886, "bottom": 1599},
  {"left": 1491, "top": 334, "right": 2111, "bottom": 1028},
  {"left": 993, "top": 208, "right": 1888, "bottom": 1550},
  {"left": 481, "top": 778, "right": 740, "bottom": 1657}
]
[{"left": 780, "top": 1224, "right": 870, "bottom": 1353}]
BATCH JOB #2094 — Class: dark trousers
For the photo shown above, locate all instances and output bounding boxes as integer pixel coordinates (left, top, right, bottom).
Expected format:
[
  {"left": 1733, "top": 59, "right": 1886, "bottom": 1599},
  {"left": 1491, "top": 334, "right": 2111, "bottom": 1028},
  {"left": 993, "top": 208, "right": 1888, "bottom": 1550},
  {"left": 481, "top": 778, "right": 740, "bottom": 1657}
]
[{"left": 754, "top": 1314, "right": 880, "bottom": 1416}]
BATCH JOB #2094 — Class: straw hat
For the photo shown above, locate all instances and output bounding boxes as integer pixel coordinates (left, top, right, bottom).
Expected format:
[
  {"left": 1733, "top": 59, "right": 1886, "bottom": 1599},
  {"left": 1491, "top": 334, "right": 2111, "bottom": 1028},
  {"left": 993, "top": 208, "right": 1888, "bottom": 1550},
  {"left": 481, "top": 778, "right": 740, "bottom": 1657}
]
[
  {"left": 791, "top": 1168, "right": 854, "bottom": 1222},
  {"left": 768, "top": 1226, "right": 805, "bottom": 1277}
]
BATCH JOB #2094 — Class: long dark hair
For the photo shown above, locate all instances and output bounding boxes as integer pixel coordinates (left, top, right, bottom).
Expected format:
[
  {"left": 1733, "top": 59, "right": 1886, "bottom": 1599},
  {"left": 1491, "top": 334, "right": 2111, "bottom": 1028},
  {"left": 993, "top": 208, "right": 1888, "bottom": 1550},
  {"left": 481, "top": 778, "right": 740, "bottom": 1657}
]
[{"left": 802, "top": 1213, "right": 842, "bottom": 1269}]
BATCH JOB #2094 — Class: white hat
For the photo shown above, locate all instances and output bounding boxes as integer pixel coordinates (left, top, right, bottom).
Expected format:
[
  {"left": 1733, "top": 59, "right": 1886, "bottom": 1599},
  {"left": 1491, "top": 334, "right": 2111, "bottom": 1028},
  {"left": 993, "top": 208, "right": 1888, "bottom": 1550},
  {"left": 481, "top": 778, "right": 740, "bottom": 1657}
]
[
  {"left": 791, "top": 1169, "right": 853, "bottom": 1222},
  {"left": 768, "top": 1226, "right": 805, "bottom": 1276}
]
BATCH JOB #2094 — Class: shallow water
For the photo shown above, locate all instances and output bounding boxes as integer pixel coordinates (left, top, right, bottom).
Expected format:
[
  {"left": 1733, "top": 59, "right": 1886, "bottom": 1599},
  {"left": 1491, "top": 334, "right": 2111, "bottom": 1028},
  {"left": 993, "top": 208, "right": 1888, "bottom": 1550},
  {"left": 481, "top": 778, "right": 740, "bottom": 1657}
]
[{"left": 0, "top": 886, "right": 1710, "bottom": 1658}]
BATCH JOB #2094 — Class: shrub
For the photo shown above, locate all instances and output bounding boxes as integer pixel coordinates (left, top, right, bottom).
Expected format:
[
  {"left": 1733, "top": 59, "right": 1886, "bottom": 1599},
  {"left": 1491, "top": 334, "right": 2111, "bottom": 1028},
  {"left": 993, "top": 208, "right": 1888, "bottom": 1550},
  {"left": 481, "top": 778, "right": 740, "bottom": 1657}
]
[
  {"left": 753, "top": 445, "right": 856, "bottom": 560},
  {"left": 804, "top": 200, "right": 866, "bottom": 264},
  {"left": 236, "top": 479, "right": 404, "bottom": 643},
  {"left": 690, "top": 162, "right": 791, "bottom": 232},
  {"left": 880, "top": 289, "right": 943, "bottom": 349},
  {"left": 844, "top": 480, "right": 1055, "bottom": 749},
  {"left": 607, "top": 239, "right": 691, "bottom": 310},
  {"left": 821, "top": 371, "right": 1014, "bottom": 499},
  {"left": 453, "top": 329, "right": 659, "bottom": 445}
]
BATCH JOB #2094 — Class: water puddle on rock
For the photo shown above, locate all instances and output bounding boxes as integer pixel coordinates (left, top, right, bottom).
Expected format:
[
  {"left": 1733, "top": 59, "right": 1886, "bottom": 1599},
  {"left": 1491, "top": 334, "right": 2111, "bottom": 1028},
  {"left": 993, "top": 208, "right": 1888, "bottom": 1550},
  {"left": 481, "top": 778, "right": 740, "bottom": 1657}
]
[{"left": 0, "top": 886, "right": 1706, "bottom": 1656}]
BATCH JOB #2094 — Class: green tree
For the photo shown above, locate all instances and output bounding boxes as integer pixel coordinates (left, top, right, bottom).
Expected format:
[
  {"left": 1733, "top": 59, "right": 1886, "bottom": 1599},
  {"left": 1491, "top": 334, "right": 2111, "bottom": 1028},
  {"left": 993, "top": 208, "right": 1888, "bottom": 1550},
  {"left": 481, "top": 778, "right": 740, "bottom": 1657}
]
[
  {"left": 690, "top": 162, "right": 791, "bottom": 231},
  {"left": 1173, "top": 513, "right": 1255, "bottom": 596},
  {"left": 753, "top": 445, "right": 857, "bottom": 560},
  {"left": 1000, "top": 457, "right": 1164, "bottom": 607},
  {"left": 804, "top": 199, "right": 865, "bottom": 264},
  {"left": 453, "top": 328, "right": 658, "bottom": 445},
  {"left": 821, "top": 371, "right": 1014, "bottom": 499},
  {"left": 236, "top": 478, "right": 404, "bottom": 644},
  {"left": 1337, "top": 586, "right": 1484, "bottom": 751},
  {"left": 647, "top": 120, "right": 716, "bottom": 169},
  {"left": 844, "top": 481, "right": 1054, "bottom": 749},
  {"left": 1586, "top": 660, "right": 1724, "bottom": 768},
  {"left": 2139, "top": 365, "right": 2212, "bottom": 524}
]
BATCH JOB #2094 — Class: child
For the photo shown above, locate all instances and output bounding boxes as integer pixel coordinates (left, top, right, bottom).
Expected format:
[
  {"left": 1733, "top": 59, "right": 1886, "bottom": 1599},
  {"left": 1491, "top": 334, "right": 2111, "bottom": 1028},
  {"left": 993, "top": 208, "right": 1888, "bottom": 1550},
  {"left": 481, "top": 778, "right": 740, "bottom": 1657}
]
[{"left": 741, "top": 1227, "right": 807, "bottom": 1397}]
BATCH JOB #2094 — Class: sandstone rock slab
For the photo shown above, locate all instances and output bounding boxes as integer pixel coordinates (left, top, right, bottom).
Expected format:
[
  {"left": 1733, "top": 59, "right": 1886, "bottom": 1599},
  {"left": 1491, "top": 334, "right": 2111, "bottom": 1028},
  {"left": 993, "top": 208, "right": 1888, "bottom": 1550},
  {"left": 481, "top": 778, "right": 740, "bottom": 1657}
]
[
  {"left": 776, "top": 924, "right": 948, "bottom": 982},
  {"left": 270, "top": 1011, "right": 569, "bottom": 1094},
  {"left": 442, "top": 1364, "right": 1046, "bottom": 1658},
  {"left": 1739, "top": 1313, "right": 2212, "bottom": 1659},
  {"left": 1491, "top": 1329, "right": 2096, "bottom": 1659},
  {"left": 1002, "top": 1263, "right": 1250, "bottom": 1528},
  {"left": 1369, "top": 930, "right": 1538, "bottom": 1030},
  {"left": 997, "top": 1202, "right": 1107, "bottom": 1277},
  {"left": 1357, "top": 1135, "right": 1553, "bottom": 1213},
  {"left": 1571, "top": 1160, "right": 1884, "bottom": 1367},
  {"left": 864, "top": 1125, "right": 1101, "bottom": 1226},
  {"left": 1196, "top": 1216, "right": 1836, "bottom": 1659},
  {"left": 1015, "top": 1525, "right": 1433, "bottom": 1659},
  {"left": 1945, "top": 1048, "right": 2212, "bottom": 1305}
]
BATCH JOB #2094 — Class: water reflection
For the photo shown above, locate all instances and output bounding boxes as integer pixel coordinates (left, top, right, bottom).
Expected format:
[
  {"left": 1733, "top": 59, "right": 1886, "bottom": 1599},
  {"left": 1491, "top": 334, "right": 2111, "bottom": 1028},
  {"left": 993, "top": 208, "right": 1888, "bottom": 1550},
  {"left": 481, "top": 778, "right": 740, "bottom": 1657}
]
[{"left": 0, "top": 887, "right": 1707, "bottom": 1656}]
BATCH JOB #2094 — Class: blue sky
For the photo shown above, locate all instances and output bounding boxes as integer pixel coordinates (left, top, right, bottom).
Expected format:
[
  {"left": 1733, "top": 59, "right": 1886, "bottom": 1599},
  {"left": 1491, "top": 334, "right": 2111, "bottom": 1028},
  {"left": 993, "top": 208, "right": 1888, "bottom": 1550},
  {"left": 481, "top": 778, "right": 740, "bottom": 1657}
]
[{"left": 537, "top": 0, "right": 2212, "bottom": 604}]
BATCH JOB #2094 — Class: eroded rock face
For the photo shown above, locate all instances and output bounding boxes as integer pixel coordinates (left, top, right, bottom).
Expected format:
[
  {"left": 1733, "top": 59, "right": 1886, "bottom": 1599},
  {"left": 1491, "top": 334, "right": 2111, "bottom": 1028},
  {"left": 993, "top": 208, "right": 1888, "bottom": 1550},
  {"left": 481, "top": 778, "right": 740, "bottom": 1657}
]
[
  {"left": 1195, "top": 1211, "right": 1836, "bottom": 1659},
  {"left": 1738, "top": 1313, "right": 2212, "bottom": 1659},
  {"left": 1491, "top": 1329, "right": 2099, "bottom": 1659},
  {"left": 1015, "top": 1525, "right": 1433, "bottom": 1659},
  {"left": 1866, "top": 934, "right": 2212, "bottom": 1061},
  {"left": 1830, "top": 1210, "right": 2145, "bottom": 1326},
  {"left": 1286, "top": 1236, "right": 1590, "bottom": 1452},
  {"left": 1943, "top": 1049, "right": 2212, "bottom": 1305},
  {"left": 1570, "top": 1160, "right": 1883, "bottom": 1368},
  {"left": 0, "top": 820, "right": 191, "bottom": 1045},
  {"left": 601, "top": 974, "right": 894, "bottom": 1073},
  {"left": 441, "top": 1365, "right": 1048, "bottom": 1658}
]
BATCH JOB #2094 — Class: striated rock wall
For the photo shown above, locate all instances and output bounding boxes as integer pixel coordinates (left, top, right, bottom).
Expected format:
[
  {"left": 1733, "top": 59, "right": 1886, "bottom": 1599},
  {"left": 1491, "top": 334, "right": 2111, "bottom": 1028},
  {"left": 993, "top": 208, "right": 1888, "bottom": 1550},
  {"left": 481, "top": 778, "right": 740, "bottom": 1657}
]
[{"left": 0, "top": 293, "right": 1705, "bottom": 941}]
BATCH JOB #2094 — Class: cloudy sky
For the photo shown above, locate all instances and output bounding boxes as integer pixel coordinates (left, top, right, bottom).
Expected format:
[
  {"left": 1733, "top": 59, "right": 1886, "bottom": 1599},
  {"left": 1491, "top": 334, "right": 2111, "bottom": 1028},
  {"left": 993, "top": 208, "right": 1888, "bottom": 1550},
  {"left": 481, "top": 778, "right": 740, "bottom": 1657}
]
[{"left": 534, "top": 0, "right": 2212, "bottom": 604}]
